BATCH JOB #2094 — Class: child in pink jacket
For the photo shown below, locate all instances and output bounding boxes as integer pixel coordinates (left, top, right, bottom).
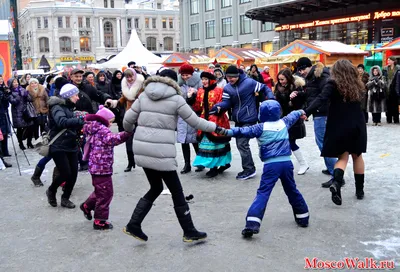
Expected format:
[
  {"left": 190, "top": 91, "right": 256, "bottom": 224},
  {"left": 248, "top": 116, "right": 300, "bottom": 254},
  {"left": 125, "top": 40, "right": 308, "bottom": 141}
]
[{"left": 80, "top": 105, "right": 131, "bottom": 230}]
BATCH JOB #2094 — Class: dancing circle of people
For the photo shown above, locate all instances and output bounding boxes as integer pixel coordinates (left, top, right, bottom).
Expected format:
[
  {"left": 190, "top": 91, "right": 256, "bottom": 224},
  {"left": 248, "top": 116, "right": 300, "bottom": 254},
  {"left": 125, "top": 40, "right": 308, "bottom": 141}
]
[{"left": 1, "top": 56, "right": 400, "bottom": 241}]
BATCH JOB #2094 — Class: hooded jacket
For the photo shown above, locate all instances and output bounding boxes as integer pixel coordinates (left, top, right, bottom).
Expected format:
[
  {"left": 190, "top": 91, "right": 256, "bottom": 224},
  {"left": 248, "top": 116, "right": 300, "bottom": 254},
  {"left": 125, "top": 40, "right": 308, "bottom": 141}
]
[
  {"left": 47, "top": 96, "right": 84, "bottom": 153},
  {"left": 95, "top": 72, "right": 110, "bottom": 94},
  {"left": 108, "top": 70, "right": 123, "bottom": 99},
  {"left": 118, "top": 73, "right": 145, "bottom": 111},
  {"left": 247, "top": 64, "right": 264, "bottom": 84},
  {"left": 304, "top": 62, "right": 330, "bottom": 117},
  {"left": 230, "top": 100, "right": 302, "bottom": 163},
  {"left": 366, "top": 66, "right": 386, "bottom": 113},
  {"left": 214, "top": 68, "right": 227, "bottom": 88},
  {"left": 178, "top": 72, "right": 202, "bottom": 89},
  {"left": 27, "top": 84, "right": 49, "bottom": 114},
  {"left": 8, "top": 84, "right": 34, "bottom": 128},
  {"left": 123, "top": 76, "right": 217, "bottom": 171},
  {"left": 83, "top": 114, "right": 131, "bottom": 175},
  {"left": 212, "top": 69, "right": 275, "bottom": 124}
]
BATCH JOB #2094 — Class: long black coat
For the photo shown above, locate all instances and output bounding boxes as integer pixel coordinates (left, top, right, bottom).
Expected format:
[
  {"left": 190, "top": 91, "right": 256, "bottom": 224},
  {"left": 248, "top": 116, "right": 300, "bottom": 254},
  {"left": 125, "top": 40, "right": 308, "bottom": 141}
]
[
  {"left": 0, "top": 84, "right": 11, "bottom": 134},
  {"left": 73, "top": 82, "right": 111, "bottom": 114},
  {"left": 8, "top": 86, "right": 34, "bottom": 128},
  {"left": 305, "top": 80, "right": 367, "bottom": 157},
  {"left": 304, "top": 62, "right": 330, "bottom": 117}
]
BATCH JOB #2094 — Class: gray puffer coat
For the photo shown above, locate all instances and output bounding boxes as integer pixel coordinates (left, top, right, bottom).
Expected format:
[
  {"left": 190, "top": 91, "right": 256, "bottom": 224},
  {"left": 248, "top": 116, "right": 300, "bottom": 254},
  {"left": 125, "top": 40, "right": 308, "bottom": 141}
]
[{"left": 123, "top": 76, "right": 217, "bottom": 171}]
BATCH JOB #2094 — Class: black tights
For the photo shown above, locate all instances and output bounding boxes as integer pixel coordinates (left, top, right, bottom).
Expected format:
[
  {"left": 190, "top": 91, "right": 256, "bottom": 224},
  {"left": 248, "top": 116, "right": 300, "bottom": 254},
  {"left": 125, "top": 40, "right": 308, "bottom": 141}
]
[
  {"left": 142, "top": 168, "right": 186, "bottom": 207},
  {"left": 181, "top": 143, "right": 199, "bottom": 164}
]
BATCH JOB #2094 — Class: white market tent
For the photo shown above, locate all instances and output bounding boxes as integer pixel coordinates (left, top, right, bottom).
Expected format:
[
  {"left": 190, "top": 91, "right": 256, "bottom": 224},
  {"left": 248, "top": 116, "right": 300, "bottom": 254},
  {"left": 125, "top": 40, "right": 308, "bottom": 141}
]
[{"left": 95, "top": 29, "right": 162, "bottom": 69}]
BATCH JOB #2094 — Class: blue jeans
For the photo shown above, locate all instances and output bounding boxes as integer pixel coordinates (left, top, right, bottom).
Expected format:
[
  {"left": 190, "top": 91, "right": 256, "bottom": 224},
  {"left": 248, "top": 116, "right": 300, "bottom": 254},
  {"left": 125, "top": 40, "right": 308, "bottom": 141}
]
[
  {"left": 313, "top": 116, "right": 337, "bottom": 175},
  {"left": 37, "top": 155, "right": 52, "bottom": 170}
]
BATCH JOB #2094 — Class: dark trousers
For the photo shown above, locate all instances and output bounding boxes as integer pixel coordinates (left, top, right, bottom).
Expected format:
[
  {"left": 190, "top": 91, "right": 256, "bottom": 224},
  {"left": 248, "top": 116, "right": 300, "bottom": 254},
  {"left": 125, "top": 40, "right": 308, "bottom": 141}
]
[
  {"left": 181, "top": 143, "right": 199, "bottom": 164},
  {"left": 363, "top": 111, "right": 369, "bottom": 123},
  {"left": 142, "top": 168, "right": 186, "bottom": 207},
  {"left": 235, "top": 123, "right": 256, "bottom": 172},
  {"left": 85, "top": 175, "right": 113, "bottom": 220},
  {"left": 1, "top": 135, "right": 9, "bottom": 155},
  {"left": 372, "top": 113, "right": 381, "bottom": 123},
  {"left": 16, "top": 128, "right": 25, "bottom": 143},
  {"left": 386, "top": 96, "right": 399, "bottom": 123},
  {"left": 289, "top": 139, "right": 299, "bottom": 152},
  {"left": 49, "top": 151, "right": 79, "bottom": 199}
]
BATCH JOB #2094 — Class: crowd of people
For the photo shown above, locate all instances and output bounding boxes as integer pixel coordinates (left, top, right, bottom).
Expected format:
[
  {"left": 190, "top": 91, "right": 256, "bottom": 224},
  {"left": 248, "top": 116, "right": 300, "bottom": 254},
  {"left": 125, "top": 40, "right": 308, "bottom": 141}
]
[{"left": 0, "top": 56, "right": 399, "bottom": 241}]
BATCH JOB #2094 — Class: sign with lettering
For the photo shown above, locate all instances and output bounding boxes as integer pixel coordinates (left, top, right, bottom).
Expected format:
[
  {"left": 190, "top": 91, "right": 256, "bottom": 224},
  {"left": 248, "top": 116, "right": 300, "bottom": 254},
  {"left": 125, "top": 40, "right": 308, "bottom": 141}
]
[
  {"left": 381, "top": 28, "right": 394, "bottom": 37},
  {"left": 60, "top": 57, "right": 73, "bottom": 61},
  {"left": 79, "top": 56, "right": 94, "bottom": 61}
]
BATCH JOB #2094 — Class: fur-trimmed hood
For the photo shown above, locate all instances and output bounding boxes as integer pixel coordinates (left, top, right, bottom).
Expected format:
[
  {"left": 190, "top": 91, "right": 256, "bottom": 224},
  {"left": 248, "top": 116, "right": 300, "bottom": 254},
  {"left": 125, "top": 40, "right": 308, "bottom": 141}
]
[
  {"left": 48, "top": 96, "right": 66, "bottom": 107},
  {"left": 143, "top": 76, "right": 182, "bottom": 101},
  {"left": 294, "top": 75, "right": 306, "bottom": 88},
  {"left": 369, "top": 65, "right": 383, "bottom": 77},
  {"left": 178, "top": 71, "right": 202, "bottom": 88},
  {"left": 308, "top": 62, "right": 329, "bottom": 79},
  {"left": 121, "top": 73, "right": 145, "bottom": 101},
  {"left": 84, "top": 114, "right": 109, "bottom": 134}
]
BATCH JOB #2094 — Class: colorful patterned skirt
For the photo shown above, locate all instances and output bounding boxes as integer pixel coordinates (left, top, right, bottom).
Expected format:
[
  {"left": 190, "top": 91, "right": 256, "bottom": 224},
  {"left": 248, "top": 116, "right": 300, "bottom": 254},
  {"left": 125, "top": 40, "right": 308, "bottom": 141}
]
[{"left": 193, "top": 135, "right": 231, "bottom": 169}]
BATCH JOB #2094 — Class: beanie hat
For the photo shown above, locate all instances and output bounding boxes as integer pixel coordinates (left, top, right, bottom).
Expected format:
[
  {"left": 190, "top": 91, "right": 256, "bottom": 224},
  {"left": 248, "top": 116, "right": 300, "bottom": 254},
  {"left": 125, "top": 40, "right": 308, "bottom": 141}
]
[
  {"left": 263, "top": 66, "right": 270, "bottom": 71},
  {"left": 208, "top": 63, "right": 215, "bottom": 69},
  {"left": 96, "top": 105, "right": 115, "bottom": 121},
  {"left": 225, "top": 65, "right": 240, "bottom": 77},
  {"left": 60, "top": 83, "right": 79, "bottom": 99},
  {"left": 200, "top": 70, "right": 216, "bottom": 80},
  {"left": 28, "top": 78, "right": 39, "bottom": 84},
  {"left": 159, "top": 69, "right": 178, "bottom": 82},
  {"left": 357, "top": 64, "right": 365, "bottom": 70},
  {"left": 179, "top": 64, "right": 194, "bottom": 75},
  {"left": 46, "top": 75, "right": 55, "bottom": 84},
  {"left": 127, "top": 61, "right": 136, "bottom": 67},
  {"left": 297, "top": 57, "right": 313, "bottom": 71},
  {"left": 54, "top": 76, "right": 69, "bottom": 91}
]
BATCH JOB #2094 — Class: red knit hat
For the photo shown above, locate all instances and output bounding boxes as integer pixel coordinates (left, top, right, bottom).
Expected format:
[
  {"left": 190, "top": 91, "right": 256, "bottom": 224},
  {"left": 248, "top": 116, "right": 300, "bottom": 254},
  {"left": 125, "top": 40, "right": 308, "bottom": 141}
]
[{"left": 179, "top": 64, "right": 194, "bottom": 75}]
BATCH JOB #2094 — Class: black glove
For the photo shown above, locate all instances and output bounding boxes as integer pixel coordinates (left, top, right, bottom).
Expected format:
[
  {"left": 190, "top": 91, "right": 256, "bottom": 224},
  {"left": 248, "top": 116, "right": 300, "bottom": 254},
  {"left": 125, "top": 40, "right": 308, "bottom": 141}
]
[{"left": 215, "top": 126, "right": 227, "bottom": 136}]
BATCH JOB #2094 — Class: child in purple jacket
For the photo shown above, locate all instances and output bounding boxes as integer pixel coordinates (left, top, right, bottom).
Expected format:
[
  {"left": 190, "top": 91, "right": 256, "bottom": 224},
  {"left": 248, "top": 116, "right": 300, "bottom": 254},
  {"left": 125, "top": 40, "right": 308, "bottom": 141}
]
[{"left": 80, "top": 105, "right": 132, "bottom": 230}]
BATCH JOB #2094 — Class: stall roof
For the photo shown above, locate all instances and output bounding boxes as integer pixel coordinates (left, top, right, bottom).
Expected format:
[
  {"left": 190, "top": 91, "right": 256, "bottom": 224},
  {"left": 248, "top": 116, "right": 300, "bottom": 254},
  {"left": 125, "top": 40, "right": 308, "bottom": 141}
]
[
  {"left": 215, "top": 48, "right": 270, "bottom": 62},
  {"left": 374, "top": 38, "right": 400, "bottom": 52},
  {"left": 163, "top": 53, "right": 211, "bottom": 65},
  {"left": 273, "top": 40, "right": 368, "bottom": 56}
]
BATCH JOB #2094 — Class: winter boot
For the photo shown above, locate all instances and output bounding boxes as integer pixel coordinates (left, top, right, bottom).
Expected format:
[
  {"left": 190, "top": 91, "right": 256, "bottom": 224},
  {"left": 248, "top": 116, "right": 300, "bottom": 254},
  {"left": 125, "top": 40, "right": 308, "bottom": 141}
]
[
  {"left": 19, "top": 141, "right": 26, "bottom": 151},
  {"left": 241, "top": 220, "right": 260, "bottom": 238},
  {"left": 61, "top": 197, "right": 76, "bottom": 209},
  {"left": 93, "top": 220, "right": 113, "bottom": 230},
  {"left": 31, "top": 166, "right": 44, "bottom": 187},
  {"left": 0, "top": 157, "right": 11, "bottom": 168},
  {"left": 293, "top": 210, "right": 309, "bottom": 228},
  {"left": 80, "top": 203, "right": 93, "bottom": 220},
  {"left": 293, "top": 149, "right": 309, "bottom": 175},
  {"left": 354, "top": 174, "right": 365, "bottom": 200},
  {"left": 180, "top": 163, "right": 191, "bottom": 174},
  {"left": 124, "top": 152, "right": 135, "bottom": 172},
  {"left": 46, "top": 189, "right": 57, "bottom": 207},
  {"left": 218, "top": 164, "right": 231, "bottom": 174},
  {"left": 123, "top": 198, "right": 153, "bottom": 242},
  {"left": 195, "top": 166, "right": 205, "bottom": 172},
  {"left": 329, "top": 168, "right": 345, "bottom": 206},
  {"left": 206, "top": 167, "right": 219, "bottom": 178},
  {"left": 174, "top": 204, "right": 207, "bottom": 242}
]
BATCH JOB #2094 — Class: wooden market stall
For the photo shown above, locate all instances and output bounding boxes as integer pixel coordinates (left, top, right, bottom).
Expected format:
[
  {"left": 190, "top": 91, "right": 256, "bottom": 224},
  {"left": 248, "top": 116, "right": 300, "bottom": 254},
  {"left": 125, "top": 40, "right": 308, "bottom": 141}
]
[
  {"left": 163, "top": 53, "right": 212, "bottom": 70},
  {"left": 375, "top": 38, "right": 400, "bottom": 67},
  {"left": 213, "top": 47, "right": 271, "bottom": 69}
]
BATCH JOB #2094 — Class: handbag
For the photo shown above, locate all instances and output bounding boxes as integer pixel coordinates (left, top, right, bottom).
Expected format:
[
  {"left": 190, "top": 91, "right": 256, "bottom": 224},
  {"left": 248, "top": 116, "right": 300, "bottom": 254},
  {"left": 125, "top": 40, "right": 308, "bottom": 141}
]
[
  {"left": 23, "top": 102, "right": 37, "bottom": 122},
  {"left": 38, "top": 129, "right": 67, "bottom": 157}
]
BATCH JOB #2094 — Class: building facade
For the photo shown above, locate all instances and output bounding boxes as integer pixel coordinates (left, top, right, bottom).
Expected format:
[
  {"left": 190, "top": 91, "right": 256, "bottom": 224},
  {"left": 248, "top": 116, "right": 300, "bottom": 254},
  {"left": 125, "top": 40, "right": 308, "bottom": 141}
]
[
  {"left": 18, "top": 0, "right": 180, "bottom": 69},
  {"left": 179, "top": 0, "right": 277, "bottom": 55},
  {"left": 245, "top": 0, "right": 400, "bottom": 48}
]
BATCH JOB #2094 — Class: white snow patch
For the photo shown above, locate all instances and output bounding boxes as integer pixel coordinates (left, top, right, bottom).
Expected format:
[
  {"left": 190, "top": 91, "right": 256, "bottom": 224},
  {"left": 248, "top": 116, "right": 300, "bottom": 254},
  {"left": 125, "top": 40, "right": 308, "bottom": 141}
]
[{"left": 361, "top": 236, "right": 400, "bottom": 264}]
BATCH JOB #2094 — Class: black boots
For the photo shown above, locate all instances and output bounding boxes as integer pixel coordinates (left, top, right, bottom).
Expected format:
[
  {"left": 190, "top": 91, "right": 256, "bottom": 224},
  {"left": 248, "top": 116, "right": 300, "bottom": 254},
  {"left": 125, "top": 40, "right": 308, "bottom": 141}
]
[
  {"left": 206, "top": 167, "right": 218, "bottom": 178},
  {"left": 174, "top": 204, "right": 207, "bottom": 242},
  {"left": 329, "top": 168, "right": 345, "bottom": 205},
  {"left": 46, "top": 189, "right": 57, "bottom": 207},
  {"left": 218, "top": 164, "right": 231, "bottom": 174},
  {"left": 355, "top": 174, "right": 365, "bottom": 200},
  {"left": 123, "top": 198, "right": 153, "bottom": 241},
  {"left": 1, "top": 157, "right": 12, "bottom": 168},
  {"left": 31, "top": 166, "right": 44, "bottom": 187},
  {"left": 61, "top": 198, "right": 76, "bottom": 209},
  {"left": 180, "top": 163, "right": 191, "bottom": 174},
  {"left": 124, "top": 152, "right": 135, "bottom": 172},
  {"left": 19, "top": 142, "right": 26, "bottom": 151}
]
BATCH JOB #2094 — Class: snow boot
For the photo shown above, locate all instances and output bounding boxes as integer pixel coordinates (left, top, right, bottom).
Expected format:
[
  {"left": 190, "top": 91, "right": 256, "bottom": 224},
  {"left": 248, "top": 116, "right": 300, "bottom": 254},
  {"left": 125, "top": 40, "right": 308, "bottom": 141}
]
[
  {"left": 218, "top": 164, "right": 231, "bottom": 174},
  {"left": 174, "top": 204, "right": 207, "bottom": 242},
  {"left": 329, "top": 168, "right": 345, "bottom": 206},
  {"left": 293, "top": 149, "right": 309, "bottom": 175},
  {"left": 61, "top": 197, "right": 76, "bottom": 209},
  {"left": 31, "top": 166, "right": 44, "bottom": 187},
  {"left": 180, "top": 163, "right": 191, "bottom": 174},
  {"left": 206, "top": 167, "right": 218, "bottom": 178},
  {"left": 124, "top": 198, "right": 153, "bottom": 242},
  {"left": 46, "top": 189, "right": 57, "bottom": 207},
  {"left": 80, "top": 203, "right": 93, "bottom": 220},
  {"left": 241, "top": 220, "right": 260, "bottom": 238},
  {"left": 93, "top": 220, "right": 113, "bottom": 230},
  {"left": 354, "top": 174, "right": 364, "bottom": 200}
]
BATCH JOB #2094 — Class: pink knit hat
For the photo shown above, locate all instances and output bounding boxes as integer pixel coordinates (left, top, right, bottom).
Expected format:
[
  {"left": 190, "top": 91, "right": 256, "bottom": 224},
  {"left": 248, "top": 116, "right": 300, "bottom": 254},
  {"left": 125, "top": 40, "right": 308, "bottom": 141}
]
[{"left": 96, "top": 105, "right": 115, "bottom": 121}]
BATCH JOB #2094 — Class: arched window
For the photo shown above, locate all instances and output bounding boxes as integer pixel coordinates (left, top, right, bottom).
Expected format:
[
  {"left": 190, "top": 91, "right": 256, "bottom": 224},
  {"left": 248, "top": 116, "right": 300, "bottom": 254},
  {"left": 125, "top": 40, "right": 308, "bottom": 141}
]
[
  {"left": 163, "top": 37, "right": 173, "bottom": 51},
  {"left": 39, "top": 37, "right": 49, "bottom": 52},
  {"left": 59, "top": 36, "right": 71, "bottom": 52},
  {"left": 146, "top": 37, "right": 156, "bottom": 51},
  {"left": 104, "top": 21, "right": 114, "bottom": 47}
]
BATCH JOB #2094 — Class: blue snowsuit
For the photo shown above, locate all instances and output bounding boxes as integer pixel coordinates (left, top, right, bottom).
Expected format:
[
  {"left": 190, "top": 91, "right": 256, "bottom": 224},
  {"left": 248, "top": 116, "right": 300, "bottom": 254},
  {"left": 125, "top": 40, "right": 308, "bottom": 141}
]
[{"left": 229, "top": 100, "right": 309, "bottom": 231}]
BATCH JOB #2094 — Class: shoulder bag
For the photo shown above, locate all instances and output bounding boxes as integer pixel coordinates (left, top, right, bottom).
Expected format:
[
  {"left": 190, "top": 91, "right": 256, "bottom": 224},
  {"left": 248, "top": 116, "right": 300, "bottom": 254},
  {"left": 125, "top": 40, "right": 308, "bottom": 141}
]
[{"left": 38, "top": 129, "right": 67, "bottom": 157}]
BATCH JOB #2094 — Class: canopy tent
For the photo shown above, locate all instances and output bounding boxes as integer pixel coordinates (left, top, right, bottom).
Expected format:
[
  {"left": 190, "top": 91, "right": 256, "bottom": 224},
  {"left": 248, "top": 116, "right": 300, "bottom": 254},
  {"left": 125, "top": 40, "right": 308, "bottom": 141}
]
[
  {"left": 163, "top": 53, "right": 212, "bottom": 69},
  {"left": 95, "top": 29, "right": 162, "bottom": 70},
  {"left": 37, "top": 55, "right": 51, "bottom": 71}
]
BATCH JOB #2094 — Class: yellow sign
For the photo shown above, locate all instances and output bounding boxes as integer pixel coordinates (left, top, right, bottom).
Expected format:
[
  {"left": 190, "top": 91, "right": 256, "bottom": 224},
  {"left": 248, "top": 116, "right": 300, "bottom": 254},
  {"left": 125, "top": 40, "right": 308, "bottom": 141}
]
[
  {"left": 79, "top": 56, "right": 94, "bottom": 61},
  {"left": 60, "top": 57, "right": 74, "bottom": 61}
]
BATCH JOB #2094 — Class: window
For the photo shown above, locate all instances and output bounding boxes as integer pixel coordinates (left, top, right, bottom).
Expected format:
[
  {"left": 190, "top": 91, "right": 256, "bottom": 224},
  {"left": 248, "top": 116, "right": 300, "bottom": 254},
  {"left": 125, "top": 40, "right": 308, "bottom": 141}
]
[
  {"left": 164, "top": 37, "right": 173, "bottom": 51},
  {"left": 39, "top": 37, "right": 49, "bottom": 52},
  {"left": 205, "top": 20, "right": 215, "bottom": 39},
  {"left": 190, "top": 23, "right": 199, "bottom": 41},
  {"left": 86, "top": 18, "right": 90, "bottom": 28},
  {"left": 169, "top": 19, "right": 173, "bottom": 29},
  {"left": 80, "top": 37, "right": 91, "bottom": 52},
  {"left": 145, "top": 18, "right": 149, "bottom": 29},
  {"left": 261, "top": 22, "right": 275, "bottom": 32},
  {"left": 162, "top": 19, "right": 167, "bottom": 29},
  {"left": 240, "top": 15, "right": 251, "bottom": 34},
  {"left": 78, "top": 17, "right": 83, "bottom": 28},
  {"left": 221, "top": 0, "right": 232, "bottom": 7},
  {"left": 205, "top": 0, "right": 215, "bottom": 11},
  {"left": 104, "top": 21, "right": 114, "bottom": 47},
  {"left": 66, "top": 17, "right": 70, "bottom": 28},
  {"left": 152, "top": 18, "right": 156, "bottom": 29},
  {"left": 58, "top": 17, "right": 63, "bottom": 28},
  {"left": 37, "top": 17, "right": 41, "bottom": 29},
  {"left": 127, "top": 18, "right": 132, "bottom": 29},
  {"left": 239, "top": 0, "right": 251, "bottom": 3},
  {"left": 59, "top": 37, "right": 71, "bottom": 52},
  {"left": 134, "top": 18, "right": 139, "bottom": 29},
  {"left": 190, "top": 0, "right": 199, "bottom": 14},
  {"left": 222, "top": 17, "right": 232, "bottom": 36},
  {"left": 146, "top": 37, "right": 157, "bottom": 51},
  {"left": 110, "top": 0, "right": 114, "bottom": 8},
  {"left": 104, "top": 0, "right": 107, "bottom": 8},
  {"left": 157, "top": 3, "right": 162, "bottom": 9},
  {"left": 43, "top": 17, "right": 48, "bottom": 29},
  {"left": 176, "top": 43, "right": 180, "bottom": 52}
]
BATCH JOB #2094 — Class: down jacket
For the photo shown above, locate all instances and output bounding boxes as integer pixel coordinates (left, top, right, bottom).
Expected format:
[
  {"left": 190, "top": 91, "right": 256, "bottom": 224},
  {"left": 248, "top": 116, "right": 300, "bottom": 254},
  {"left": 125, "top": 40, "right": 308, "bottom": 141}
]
[
  {"left": 304, "top": 62, "right": 330, "bottom": 117},
  {"left": 230, "top": 100, "right": 302, "bottom": 163},
  {"left": 123, "top": 76, "right": 217, "bottom": 171},
  {"left": 8, "top": 85, "right": 34, "bottom": 128},
  {"left": 83, "top": 114, "right": 131, "bottom": 175}
]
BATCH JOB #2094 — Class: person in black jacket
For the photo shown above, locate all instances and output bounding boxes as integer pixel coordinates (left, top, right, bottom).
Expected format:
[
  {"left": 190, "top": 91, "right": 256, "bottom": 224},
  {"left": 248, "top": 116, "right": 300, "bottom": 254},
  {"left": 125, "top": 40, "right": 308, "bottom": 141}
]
[
  {"left": 0, "top": 75, "right": 11, "bottom": 158},
  {"left": 108, "top": 70, "right": 124, "bottom": 132},
  {"left": 297, "top": 58, "right": 337, "bottom": 187},
  {"left": 95, "top": 71, "right": 110, "bottom": 94},
  {"left": 247, "top": 64, "right": 264, "bottom": 84},
  {"left": 46, "top": 84, "right": 85, "bottom": 209}
]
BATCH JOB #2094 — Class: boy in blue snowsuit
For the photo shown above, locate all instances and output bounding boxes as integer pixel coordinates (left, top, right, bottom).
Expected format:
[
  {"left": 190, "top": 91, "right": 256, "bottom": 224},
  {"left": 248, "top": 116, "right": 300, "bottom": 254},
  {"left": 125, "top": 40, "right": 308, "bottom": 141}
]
[{"left": 222, "top": 100, "right": 309, "bottom": 237}]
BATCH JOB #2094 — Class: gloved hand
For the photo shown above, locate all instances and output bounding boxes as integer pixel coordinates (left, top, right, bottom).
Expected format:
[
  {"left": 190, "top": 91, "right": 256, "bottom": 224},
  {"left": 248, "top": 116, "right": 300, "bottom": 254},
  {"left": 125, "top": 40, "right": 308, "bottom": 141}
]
[
  {"left": 105, "top": 99, "right": 119, "bottom": 108},
  {"left": 215, "top": 126, "right": 227, "bottom": 135}
]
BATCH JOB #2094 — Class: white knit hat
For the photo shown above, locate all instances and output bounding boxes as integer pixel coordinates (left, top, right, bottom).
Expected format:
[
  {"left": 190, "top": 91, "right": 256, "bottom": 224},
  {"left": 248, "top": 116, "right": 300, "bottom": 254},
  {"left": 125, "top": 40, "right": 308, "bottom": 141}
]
[
  {"left": 29, "top": 78, "right": 39, "bottom": 84},
  {"left": 60, "top": 83, "right": 79, "bottom": 99}
]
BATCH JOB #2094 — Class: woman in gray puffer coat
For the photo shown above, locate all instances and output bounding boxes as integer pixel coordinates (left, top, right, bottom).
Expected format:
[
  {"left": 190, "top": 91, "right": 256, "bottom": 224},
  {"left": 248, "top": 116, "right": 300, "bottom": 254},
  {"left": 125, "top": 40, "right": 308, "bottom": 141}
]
[{"left": 122, "top": 69, "right": 221, "bottom": 243}]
